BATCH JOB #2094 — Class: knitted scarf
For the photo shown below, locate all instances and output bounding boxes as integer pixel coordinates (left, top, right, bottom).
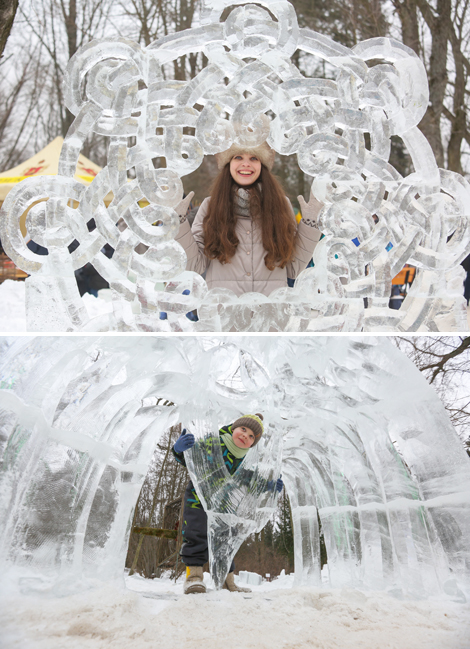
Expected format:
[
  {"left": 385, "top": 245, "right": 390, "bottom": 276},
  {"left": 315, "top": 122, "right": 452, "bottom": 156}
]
[
  {"left": 221, "top": 431, "right": 249, "bottom": 459},
  {"left": 233, "top": 187, "right": 252, "bottom": 219}
]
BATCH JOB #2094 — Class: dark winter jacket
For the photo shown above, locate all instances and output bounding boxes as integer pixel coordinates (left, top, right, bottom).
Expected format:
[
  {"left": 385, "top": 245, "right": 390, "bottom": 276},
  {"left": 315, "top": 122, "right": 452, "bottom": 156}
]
[{"left": 172, "top": 424, "right": 265, "bottom": 510}]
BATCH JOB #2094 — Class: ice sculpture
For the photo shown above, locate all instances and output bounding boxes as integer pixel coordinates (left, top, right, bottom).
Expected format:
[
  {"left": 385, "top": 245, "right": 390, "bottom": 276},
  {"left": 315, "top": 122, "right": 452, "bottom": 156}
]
[
  {"left": 0, "top": 1, "right": 469, "bottom": 332},
  {"left": 184, "top": 415, "right": 282, "bottom": 588},
  {"left": 1, "top": 336, "right": 469, "bottom": 599}
]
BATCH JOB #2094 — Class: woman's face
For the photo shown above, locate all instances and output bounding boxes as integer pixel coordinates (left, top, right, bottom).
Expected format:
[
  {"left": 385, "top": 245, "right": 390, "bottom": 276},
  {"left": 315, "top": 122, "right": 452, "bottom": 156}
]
[
  {"left": 229, "top": 153, "right": 262, "bottom": 186},
  {"left": 232, "top": 425, "right": 255, "bottom": 449}
]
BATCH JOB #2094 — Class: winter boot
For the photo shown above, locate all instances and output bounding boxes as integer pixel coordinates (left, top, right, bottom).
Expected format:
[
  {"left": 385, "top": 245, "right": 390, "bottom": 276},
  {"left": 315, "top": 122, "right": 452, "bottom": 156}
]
[
  {"left": 223, "top": 572, "right": 251, "bottom": 593},
  {"left": 184, "top": 566, "right": 206, "bottom": 594}
]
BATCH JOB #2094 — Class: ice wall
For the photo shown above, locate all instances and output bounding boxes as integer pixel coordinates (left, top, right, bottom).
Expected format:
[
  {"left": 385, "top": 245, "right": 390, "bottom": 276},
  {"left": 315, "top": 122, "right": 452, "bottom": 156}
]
[
  {"left": 0, "top": 336, "right": 469, "bottom": 599},
  {"left": 0, "top": 0, "right": 469, "bottom": 332}
]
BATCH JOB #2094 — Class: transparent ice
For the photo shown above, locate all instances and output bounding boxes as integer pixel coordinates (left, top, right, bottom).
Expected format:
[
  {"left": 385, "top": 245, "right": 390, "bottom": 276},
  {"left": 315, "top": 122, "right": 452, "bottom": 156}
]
[
  {"left": 184, "top": 414, "right": 282, "bottom": 588},
  {"left": 0, "top": 0, "right": 469, "bottom": 332},
  {"left": 1, "top": 336, "right": 469, "bottom": 599}
]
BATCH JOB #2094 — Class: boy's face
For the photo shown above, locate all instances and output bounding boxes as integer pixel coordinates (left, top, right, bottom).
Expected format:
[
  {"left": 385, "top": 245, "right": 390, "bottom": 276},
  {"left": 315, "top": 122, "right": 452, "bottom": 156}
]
[{"left": 232, "top": 425, "right": 255, "bottom": 449}]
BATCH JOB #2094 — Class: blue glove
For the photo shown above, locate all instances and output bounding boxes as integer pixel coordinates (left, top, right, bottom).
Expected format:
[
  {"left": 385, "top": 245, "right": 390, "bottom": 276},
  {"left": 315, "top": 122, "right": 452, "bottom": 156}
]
[
  {"left": 173, "top": 429, "right": 195, "bottom": 453},
  {"left": 267, "top": 477, "right": 284, "bottom": 493}
]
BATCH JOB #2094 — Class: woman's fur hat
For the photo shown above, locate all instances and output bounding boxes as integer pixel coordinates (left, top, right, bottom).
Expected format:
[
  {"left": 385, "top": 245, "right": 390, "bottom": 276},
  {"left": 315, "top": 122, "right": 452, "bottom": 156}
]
[
  {"left": 231, "top": 413, "right": 264, "bottom": 446},
  {"left": 215, "top": 142, "right": 275, "bottom": 171}
]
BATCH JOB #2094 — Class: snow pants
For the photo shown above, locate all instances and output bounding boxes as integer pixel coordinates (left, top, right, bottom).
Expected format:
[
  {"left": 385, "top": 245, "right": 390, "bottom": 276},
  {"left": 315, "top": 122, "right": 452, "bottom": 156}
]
[{"left": 180, "top": 481, "right": 235, "bottom": 572}]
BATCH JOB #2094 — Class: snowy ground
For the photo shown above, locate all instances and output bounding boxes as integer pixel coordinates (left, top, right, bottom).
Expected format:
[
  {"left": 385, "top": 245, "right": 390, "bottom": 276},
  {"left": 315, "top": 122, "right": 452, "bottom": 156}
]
[
  {"left": 1, "top": 572, "right": 469, "bottom": 649},
  {"left": 0, "top": 279, "right": 112, "bottom": 332},
  {"left": 0, "top": 280, "right": 27, "bottom": 332},
  {"left": 1, "top": 279, "right": 470, "bottom": 332}
]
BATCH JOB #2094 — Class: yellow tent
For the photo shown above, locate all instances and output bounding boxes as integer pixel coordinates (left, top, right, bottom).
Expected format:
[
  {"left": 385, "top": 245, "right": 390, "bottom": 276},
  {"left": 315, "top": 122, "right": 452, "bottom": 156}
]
[
  {"left": 0, "top": 136, "right": 107, "bottom": 237},
  {"left": 0, "top": 136, "right": 102, "bottom": 203}
]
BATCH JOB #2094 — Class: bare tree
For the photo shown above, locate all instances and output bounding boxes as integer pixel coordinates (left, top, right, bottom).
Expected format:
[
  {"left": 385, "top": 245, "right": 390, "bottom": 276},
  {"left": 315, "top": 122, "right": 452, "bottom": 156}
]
[
  {"left": 118, "top": 0, "right": 203, "bottom": 79},
  {"left": 393, "top": 336, "right": 470, "bottom": 446},
  {"left": 0, "top": 0, "right": 18, "bottom": 59},
  {"left": 0, "top": 41, "right": 47, "bottom": 170},
  {"left": 393, "top": 0, "right": 470, "bottom": 174},
  {"left": 20, "top": 0, "right": 115, "bottom": 135},
  {"left": 0, "top": 0, "right": 117, "bottom": 171},
  {"left": 117, "top": 0, "right": 162, "bottom": 47},
  {"left": 126, "top": 423, "right": 188, "bottom": 578}
]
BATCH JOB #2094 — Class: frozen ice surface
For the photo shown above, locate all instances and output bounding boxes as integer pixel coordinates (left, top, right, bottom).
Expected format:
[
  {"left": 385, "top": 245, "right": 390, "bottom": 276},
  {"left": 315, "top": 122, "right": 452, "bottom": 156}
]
[
  {"left": 0, "top": 336, "right": 469, "bottom": 599},
  {"left": 238, "top": 570, "right": 263, "bottom": 585},
  {"left": 0, "top": 0, "right": 469, "bottom": 332}
]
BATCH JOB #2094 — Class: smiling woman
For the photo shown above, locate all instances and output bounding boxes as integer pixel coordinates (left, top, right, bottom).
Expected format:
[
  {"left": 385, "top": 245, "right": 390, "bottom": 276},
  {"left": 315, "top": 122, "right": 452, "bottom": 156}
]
[
  {"left": 229, "top": 153, "right": 262, "bottom": 186},
  {"left": 174, "top": 142, "right": 324, "bottom": 297}
]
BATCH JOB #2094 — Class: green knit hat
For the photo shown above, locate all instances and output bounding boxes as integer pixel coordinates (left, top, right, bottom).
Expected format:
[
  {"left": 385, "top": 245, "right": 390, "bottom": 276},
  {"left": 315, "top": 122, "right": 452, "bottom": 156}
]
[{"left": 231, "top": 413, "right": 264, "bottom": 446}]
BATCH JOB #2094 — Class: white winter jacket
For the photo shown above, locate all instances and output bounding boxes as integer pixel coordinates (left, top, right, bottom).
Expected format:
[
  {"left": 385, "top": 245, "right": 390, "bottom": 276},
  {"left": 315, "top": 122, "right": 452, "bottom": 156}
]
[{"left": 175, "top": 196, "right": 322, "bottom": 297}]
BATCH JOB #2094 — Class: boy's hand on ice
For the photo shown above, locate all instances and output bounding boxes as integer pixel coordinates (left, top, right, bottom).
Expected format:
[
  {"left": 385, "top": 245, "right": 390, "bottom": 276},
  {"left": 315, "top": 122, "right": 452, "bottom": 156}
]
[
  {"left": 174, "top": 429, "right": 195, "bottom": 453},
  {"left": 267, "top": 476, "right": 284, "bottom": 493},
  {"left": 297, "top": 191, "right": 324, "bottom": 226},
  {"left": 275, "top": 477, "right": 284, "bottom": 493}
]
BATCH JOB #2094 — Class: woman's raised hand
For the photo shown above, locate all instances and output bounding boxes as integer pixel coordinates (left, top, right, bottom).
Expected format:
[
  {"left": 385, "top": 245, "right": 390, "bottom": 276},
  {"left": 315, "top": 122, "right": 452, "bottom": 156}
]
[
  {"left": 174, "top": 192, "right": 195, "bottom": 218},
  {"left": 297, "top": 191, "right": 324, "bottom": 227}
]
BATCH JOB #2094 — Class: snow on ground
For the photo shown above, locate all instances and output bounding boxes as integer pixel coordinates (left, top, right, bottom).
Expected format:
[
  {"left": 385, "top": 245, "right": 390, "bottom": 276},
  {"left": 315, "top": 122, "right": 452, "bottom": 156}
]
[
  {"left": 0, "top": 280, "right": 112, "bottom": 332},
  {"left": 1, "top": 572, "right": 469, "bottom": 649},
  {"left": 0, "top": 280, "right": 27, "bottom": 332}
]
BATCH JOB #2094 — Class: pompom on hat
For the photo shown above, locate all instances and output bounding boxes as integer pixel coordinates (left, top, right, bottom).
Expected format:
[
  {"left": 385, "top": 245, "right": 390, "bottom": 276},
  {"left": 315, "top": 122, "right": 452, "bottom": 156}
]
[
  {"left": 215, "top": 142, "right": 275, "bottom": 171},
  {"left": 231, "top": 413, "right": 264, "bottom": 446}
]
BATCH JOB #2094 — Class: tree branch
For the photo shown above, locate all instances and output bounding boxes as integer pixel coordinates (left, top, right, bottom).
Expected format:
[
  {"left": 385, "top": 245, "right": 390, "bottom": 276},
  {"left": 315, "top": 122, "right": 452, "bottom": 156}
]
[{"left": 415, "top": 337, "right": 470, "bottom": 383}]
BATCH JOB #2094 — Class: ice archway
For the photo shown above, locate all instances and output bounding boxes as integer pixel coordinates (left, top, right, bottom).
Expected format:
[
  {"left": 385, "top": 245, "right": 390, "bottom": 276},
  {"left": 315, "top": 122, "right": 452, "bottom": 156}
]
[
  {"left": 0, "top": 336, "right": 469, "bottom": 598},
  {"left": 0, "top": 0, "right": 469, "bottom": 332}
]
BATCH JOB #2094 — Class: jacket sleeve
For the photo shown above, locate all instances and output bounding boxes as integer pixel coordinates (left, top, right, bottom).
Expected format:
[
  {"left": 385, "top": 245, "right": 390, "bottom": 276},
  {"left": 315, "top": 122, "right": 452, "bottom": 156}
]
[
  {"left": 172, "top": 434, "right": 216, "bottom": 469},
  {"left": 172, "top": 446, "right": 187, "bottom": 467},
  {"left": 234, "top": 464, "right": 272, "bottom": 494},
  {"left": 174, "top": 197, "right": 211, "bottom": 275},
  {"left": 286, "top": 199, "right": 322, "bottom": 279}
]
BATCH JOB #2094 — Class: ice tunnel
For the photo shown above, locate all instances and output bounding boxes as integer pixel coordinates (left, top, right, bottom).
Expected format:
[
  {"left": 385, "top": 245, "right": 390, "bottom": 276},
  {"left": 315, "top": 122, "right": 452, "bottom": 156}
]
[{"left": 0, "top": 336, "right": 469, "bottom": 599}]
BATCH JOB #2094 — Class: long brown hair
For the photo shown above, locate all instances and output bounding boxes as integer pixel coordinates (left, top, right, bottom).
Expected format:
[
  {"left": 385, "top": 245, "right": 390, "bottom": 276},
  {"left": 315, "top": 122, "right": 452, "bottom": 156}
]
[{"left": 202, "top": 164, "right": 297, "bottom": 270}]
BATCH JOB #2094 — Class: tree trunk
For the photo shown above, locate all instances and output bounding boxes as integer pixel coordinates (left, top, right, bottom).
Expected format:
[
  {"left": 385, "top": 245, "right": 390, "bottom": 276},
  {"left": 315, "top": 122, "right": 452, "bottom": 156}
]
[
  {"left": 415, "top": 0, "right": 451, "bottom": 168},
  {"left": 447, "top": 21, "right": 467, "bottom": 174},
  {"left": 61, "top": 0, "right": 78, "bottom": 136},
  {"left": 133, "top": 526, "right": 178, "bottom": 538},
  {"left": 0, "top": 0, "right": 18, "bottom": 58},
  {"left": 393, "top": 0, "right": 420, "bottom": 55},
  {"left": 63, "top": 0, "right": 78, "bottom": 59}
]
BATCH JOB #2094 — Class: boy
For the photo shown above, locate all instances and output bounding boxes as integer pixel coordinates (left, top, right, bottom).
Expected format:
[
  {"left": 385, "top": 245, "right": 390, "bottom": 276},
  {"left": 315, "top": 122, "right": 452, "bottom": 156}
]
[{"left": 172, "top": 413, "right": 282, "bottom": 594}]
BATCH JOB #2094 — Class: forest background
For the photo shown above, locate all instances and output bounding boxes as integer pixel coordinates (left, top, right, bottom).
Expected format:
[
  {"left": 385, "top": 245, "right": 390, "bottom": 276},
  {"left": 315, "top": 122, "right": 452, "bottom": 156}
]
[{"left": 1, "top": 0, "right": 470, "bottom": 212}]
